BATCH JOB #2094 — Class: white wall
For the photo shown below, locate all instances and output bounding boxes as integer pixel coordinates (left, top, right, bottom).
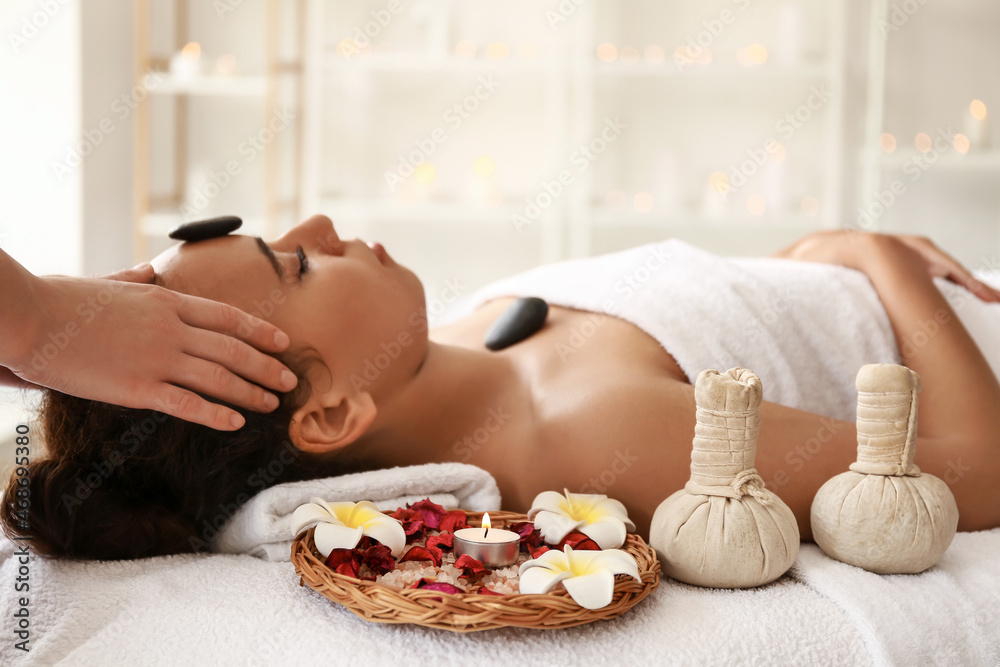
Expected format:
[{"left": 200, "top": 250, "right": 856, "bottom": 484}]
[{"left": 0, "top": 0, "right": 81, "bottom": 277}]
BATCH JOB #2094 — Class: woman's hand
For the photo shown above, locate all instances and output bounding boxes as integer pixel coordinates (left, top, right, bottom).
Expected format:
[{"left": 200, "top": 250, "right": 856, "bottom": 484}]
[
  {"left": 773, "top": 230, "right": 1000, "bottom": 303},
  {"left": 5, "top": 263, "right": 299, "bottom": 430}
]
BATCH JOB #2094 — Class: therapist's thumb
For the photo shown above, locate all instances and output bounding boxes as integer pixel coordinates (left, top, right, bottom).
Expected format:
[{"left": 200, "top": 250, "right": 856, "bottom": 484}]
[{"left": 101, "top": 263, "right": 156, "bottom": 284}]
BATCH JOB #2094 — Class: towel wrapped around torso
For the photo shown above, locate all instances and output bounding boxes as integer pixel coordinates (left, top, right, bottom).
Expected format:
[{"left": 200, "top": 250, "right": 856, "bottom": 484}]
[{"left": 463, "top": 239, "right": 1000, "bottom": 423}]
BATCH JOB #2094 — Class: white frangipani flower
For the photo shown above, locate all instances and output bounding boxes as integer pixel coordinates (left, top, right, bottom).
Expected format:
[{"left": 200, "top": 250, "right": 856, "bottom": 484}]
[
  {"left": 527, "top": 489, "right": 636, "bottom": 549},
  {"left": 290, "top": 497, "right": 406, "bottom": 558},
  {"left": 518, "top": 545, "right": 641, "bottom": 609}
]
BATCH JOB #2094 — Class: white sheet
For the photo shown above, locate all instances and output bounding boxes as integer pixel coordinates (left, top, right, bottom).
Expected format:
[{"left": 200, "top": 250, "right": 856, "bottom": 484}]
[{"left": 2, "top": 525, "right": 997, "bottom": 666}]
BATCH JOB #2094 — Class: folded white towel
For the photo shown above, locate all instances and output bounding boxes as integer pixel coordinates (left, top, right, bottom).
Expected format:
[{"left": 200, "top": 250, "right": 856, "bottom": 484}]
[{"left": 211, "top": 462, "right": 501, "bottom": 561}]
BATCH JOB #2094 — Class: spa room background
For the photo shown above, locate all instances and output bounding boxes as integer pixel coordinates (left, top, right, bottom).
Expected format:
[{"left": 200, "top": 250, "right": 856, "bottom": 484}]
[{"left": 1, "top": 0, "right": 999, "bottom": 471}]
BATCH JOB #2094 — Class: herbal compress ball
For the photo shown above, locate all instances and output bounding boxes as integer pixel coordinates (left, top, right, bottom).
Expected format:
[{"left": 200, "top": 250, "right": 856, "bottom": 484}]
[
  {"left": 810, "top": 364, "right": 958, "bottom": 574},
  {"left": 649, "top": 367, "right": 799, "bottom": 588}
]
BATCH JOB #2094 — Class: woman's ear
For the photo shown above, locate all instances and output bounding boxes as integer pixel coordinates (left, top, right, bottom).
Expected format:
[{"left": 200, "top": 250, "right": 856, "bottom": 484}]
[{"left": 288, "top": 390, "right": 377, "bottom": 454}]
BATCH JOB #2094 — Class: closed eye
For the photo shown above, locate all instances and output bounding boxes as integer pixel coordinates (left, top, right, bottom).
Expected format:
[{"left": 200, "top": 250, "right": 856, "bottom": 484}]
[{"left": 296, "top": 245, "right": 309, "bottom": 277}]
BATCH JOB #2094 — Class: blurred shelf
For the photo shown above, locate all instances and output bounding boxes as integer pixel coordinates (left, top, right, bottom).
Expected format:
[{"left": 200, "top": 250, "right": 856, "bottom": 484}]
[
  {"left": 325, "top": 53, "right": 544, "bottom": 74},
  {"left": 872, "top": 149, "right": 1000, "bottom": 170},
  {"left": 591, "top": 206, "right": 827, "bottom": 229},
  {"left": 594, "top": 62, "right": 829, "bottom": 79},
  {"left": 148, "top": 73, "right": 268, "bottom": 97},
  {"left": 320, "top": 197, "right": 527, "bottom": 224}
]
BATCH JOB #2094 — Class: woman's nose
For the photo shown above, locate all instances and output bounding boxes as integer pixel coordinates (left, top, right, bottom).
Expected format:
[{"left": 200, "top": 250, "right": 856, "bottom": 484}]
[{"left": 279, "top": 214, "right": 342, "bottom": 255}]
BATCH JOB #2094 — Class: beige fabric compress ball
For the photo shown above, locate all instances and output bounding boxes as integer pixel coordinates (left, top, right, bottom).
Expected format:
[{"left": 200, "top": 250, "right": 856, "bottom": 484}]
[
  {"left": 649, "top": 367, "right": 800, "bottom": 588},
  {"left": 810, "top": 364, "right": 959, "bottom": 574}
]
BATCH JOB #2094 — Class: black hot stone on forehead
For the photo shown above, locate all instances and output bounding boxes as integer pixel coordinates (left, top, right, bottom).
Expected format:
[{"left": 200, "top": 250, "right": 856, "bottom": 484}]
[{"left": 167, "top": 216, "right": 243, "bottom": 242}]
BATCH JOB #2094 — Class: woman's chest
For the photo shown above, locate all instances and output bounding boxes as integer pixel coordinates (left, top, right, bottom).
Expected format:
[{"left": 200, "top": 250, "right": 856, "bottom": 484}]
[
  {"left": 432, "top": 297, "right": 689, "bottom": 386},
  {"left": 432, "top": 298, "right": 696, "bottom": 528}
]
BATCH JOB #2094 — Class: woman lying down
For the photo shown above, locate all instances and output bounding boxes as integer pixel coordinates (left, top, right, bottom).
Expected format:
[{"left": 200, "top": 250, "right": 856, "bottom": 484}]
[{"left": 3, "top": 214, "right": 999, "bottom": 560}]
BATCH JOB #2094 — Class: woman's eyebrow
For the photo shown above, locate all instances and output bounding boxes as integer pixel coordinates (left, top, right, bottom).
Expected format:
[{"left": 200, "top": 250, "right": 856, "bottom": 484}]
[{"left": 254, "top": 236, "right": 283, "bottom": 279}]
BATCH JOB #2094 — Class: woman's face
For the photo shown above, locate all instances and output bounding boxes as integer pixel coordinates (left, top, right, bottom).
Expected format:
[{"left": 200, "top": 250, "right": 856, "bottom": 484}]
[{"left": 151, "top": 215, "right": 428, "bottom": 399}]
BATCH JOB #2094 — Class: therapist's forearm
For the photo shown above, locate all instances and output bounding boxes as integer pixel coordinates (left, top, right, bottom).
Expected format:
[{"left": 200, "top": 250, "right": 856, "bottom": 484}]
[{"left": 0, "top": 248, "right": 44, "bottom": 370}]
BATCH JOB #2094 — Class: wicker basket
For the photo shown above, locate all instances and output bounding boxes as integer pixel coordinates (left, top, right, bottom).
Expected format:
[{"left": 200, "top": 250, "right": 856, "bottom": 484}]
[{"left": 291, "top": 510, "right": 660, "bottom": 632}]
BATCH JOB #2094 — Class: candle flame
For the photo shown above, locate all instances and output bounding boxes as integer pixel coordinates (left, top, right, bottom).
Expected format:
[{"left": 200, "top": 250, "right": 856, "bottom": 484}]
[{"left": 483, "top": 512, "right": 491, "bottom": 538}]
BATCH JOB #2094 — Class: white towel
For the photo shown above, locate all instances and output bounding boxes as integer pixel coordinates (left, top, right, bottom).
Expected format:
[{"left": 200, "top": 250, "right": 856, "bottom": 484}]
[
  {"left": 464, "top": 240, "right": 1000, "bottom": 423},
  {"left": 3, "top": 528, "right": 996, "bottom": 665},
  {"left": 211, "top": 462, "right": 500, "bottom": 561}
]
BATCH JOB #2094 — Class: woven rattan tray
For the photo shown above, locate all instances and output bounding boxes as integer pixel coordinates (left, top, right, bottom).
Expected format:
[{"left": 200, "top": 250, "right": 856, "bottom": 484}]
[{"left": 291, "top": 510, "right": 660, "bottom": 632}]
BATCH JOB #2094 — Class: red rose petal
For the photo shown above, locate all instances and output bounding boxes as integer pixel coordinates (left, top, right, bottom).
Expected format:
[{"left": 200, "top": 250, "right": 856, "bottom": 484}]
[
  {"left": 438, "top": 510, "right": 468, "bottom": 533},
  {"left": 408, "top": 498, "right": 447, "bottom": 530},
  {"left": 325, "top": 548, "right": 362, "bottom": 578},
  {"left": 412, "top": 579, "right": 464, "bottom": 595},
  {"left": 510, "top": 521, "right": 544, "bottom": 551},
  {"left": 559, "top": 532, "right": 601, "bottom": 550},
  {"left": 476, "top": 586, "right": 505, "bottom": 596},
  {"left": 530, "top": 545, "right": 551, "bottom": 559},
  {"left": 399, "top": 545, "right": 443, "bottom": 567},
  {"left": 390, "top": 508, "right": 426, "bottom": 543},
  {"left": 454, "top": 554, "right": 490, "bottom": 579},
  {"left": 360, "top": 544, "right": 396, "bottom": 576},
  {"left": 426, "top": 533, "right": 455, "bottom": 552}
]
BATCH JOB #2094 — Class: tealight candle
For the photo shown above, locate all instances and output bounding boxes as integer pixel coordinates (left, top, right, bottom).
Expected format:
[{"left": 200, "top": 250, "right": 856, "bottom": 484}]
[{"left": 453, "top": 513, "right": 520, "bottom": 567}]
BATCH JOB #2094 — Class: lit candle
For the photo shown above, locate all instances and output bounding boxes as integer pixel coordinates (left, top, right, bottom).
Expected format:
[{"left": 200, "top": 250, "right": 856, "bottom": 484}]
[
  {"left": 965, "top": 99, "right": 989, "bottom": 149},
  {"left": 170, "top": 42, "right": 202, "bottom": 79},
  {"left": 453, "top": 513, "right": 520, "bottom": 567}
]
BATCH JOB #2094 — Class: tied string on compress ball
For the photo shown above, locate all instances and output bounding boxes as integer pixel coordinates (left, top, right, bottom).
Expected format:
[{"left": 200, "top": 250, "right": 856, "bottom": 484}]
[{"left": 683, "top": 405, "right": 771, "bottom": 505}]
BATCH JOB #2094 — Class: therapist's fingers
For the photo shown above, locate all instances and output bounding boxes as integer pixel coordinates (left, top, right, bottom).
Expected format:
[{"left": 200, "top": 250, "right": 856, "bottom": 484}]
[
  {"left": 100, "top": 263, "right": 157, "bottom": 284},
  {"left": 171, "top": 354, "right": 280, "bottom": 415},
  {"left": 174, "top": 293, "right": 295, "bottom": 358},
  {"left": 152, "top": 382, "right": 246, "bottom": 431},
  {"left": 181, "top": 327, "right": 295, "bottom": 409}
]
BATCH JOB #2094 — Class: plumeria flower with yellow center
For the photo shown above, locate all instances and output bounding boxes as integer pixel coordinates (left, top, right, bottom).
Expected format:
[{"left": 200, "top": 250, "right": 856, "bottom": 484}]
[
  {"left": 518, "top": 545, "right": 641, "bottom": 609},
  {"left": 527, "top": 489, "right": 636, "bottom": 549},
  {"left": 290, "top": 497, "right": 406, "bottom": 558}
]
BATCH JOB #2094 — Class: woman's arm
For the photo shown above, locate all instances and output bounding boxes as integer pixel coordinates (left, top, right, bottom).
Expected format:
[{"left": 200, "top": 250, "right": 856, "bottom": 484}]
[
  {"left": 775, "top": 231, "right": 1000, "bottom": 445},
  {"left": 770, "top": 231, "right": 1000, "bottom": 532},
  {"left": 855, "top": 235, "right": 1000, "bottom": 442}
]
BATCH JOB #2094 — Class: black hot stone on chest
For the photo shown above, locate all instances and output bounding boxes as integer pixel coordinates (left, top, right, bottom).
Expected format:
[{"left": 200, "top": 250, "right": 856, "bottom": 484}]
[
  {"left": 484, "top": 297, "right": 549, "bottom": 351},
  {"left": 167, "top": 216, "right": 243, "bottom": 242}
]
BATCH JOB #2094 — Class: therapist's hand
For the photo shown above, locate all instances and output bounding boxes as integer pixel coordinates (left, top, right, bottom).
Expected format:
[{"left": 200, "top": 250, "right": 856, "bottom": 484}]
[{"left": 8, "top": 263, "right": 298, "bottom": 430}]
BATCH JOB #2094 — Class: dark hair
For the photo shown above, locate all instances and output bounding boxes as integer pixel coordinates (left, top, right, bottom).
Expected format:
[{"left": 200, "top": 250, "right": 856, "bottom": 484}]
[{"left": 0, "top": 360, "right": 349, "bottom": 560}]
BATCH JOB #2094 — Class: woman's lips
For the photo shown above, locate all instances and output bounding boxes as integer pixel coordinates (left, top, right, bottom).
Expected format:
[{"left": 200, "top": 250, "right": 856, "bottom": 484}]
[{"left": 367, "top": 240, "right": 389, "bottom": 265}]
